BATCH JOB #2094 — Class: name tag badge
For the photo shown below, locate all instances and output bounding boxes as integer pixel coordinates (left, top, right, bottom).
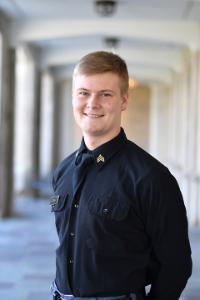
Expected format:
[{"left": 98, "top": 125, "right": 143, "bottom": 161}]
[{"left": 49, "top": 195, "right": 60, "bottom": 208}]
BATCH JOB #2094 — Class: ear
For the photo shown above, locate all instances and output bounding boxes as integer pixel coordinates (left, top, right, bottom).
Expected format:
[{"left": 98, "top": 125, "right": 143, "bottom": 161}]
[{"left": 121, "top": 92, "right": 128, "bottom": 111}]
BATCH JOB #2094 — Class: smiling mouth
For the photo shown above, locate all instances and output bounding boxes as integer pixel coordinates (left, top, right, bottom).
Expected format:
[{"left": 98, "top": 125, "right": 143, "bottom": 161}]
[{"left": 83, "top": 113, "right": 104, "bottom": 118}]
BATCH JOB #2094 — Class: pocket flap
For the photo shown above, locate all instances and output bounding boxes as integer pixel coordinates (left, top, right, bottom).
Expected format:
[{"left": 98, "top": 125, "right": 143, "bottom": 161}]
[{"left": 88, "top": 195, "right": 130, "bottom": 221}]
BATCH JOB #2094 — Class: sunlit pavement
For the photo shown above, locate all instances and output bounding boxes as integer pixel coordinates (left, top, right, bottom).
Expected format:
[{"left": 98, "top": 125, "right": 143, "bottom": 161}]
[{"left": 0, "top": 197, "right": 199, "bottom": 300}]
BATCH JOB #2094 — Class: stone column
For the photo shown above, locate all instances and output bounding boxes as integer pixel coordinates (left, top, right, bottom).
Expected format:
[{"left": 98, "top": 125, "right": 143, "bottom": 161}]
[
  {"left": 168, "top": 72, "right": 183, "bottom": 171},
  {"left": 148, "top": 83, "right": 171, "bottom": 165},
  {"left": 173, "top": 53, "right": 191, "bottom": 213},
  {"left": 14, "top": 45, "right": 40, "bottom": 195},
  {"left": 0, "top": 35, "right": 15, "bottom": 217},
  {"left": 39, "top": 70, "right": 55, "bottom": 179}
]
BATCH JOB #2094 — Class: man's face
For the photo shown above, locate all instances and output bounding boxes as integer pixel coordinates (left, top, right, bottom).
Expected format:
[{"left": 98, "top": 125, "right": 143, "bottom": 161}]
[{"left": 72, "top": 72, "right": 128, "bottom": 141}]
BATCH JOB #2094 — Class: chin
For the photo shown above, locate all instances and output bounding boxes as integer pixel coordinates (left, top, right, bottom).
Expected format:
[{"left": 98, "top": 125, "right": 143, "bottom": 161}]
[{"left": 83, "top": 127, "right": 104, "bottom": 136}]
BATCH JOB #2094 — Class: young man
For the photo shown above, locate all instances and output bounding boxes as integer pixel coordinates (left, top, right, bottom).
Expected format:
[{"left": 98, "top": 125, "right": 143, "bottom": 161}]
[{"left": 50, "top": 51, "right": 192, "bottom": 300}]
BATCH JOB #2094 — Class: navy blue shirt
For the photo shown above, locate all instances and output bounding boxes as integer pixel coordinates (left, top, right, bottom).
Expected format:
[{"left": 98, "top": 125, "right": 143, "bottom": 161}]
[{"left": 51, "top": 128, "right": 192, "bottom": 300}]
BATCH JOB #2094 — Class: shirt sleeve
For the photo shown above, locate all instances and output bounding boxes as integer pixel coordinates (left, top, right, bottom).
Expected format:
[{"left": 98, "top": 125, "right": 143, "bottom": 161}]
[{"left": 137, "top": 169, "right": 192, "bottom": 300}]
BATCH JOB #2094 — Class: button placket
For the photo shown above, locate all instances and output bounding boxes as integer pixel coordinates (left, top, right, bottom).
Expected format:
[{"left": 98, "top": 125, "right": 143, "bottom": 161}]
[
  {"left": 67, "top": 152, "right": 94, "bottom": 293},
  {"left": 67, "top": 196, "right": 80, "bottom": 288}
]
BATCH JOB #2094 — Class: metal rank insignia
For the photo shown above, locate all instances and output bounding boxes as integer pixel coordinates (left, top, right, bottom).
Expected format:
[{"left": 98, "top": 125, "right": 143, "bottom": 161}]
[{"left": 97, "top": 154, "right": 105, "bottom": 164}]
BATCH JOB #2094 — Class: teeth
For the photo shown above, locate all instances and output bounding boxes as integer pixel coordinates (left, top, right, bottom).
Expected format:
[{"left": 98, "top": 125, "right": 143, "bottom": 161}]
[{"left": 85, "top": 113, "right": 103, "bottom": 118}]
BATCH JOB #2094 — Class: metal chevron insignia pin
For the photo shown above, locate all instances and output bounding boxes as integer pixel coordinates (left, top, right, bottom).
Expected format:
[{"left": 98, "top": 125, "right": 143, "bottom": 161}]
[{"left": 97, "top": 154, "right": 105, "bottom": 163}]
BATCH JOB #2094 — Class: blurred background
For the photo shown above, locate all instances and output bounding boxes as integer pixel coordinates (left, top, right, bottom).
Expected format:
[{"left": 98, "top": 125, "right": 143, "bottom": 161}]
[{"left": 0, "top": 0, "right": 200, "bottom": 299}]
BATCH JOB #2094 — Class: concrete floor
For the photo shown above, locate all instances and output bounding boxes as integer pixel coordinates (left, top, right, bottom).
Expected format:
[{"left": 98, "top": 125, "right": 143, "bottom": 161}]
[{"left": 0, "top": 196, "right": 199, "bottom": 300}]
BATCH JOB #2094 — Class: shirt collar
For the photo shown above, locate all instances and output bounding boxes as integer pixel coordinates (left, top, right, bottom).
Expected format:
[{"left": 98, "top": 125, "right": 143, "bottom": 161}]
[
  {"left": 75, "top": 138, "right": 88, "bottom": 165},
  {"left": 76, "top": 128, "right": 127, "bottom": 169},
  {"left": 77, "top": 138, "right": 88, "bottom": 156}
]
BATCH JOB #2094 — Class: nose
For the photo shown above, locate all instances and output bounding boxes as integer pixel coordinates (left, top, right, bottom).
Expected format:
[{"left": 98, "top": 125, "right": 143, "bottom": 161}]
[{"left": 86, "top": 93, "right": 100, "bottom": 108}]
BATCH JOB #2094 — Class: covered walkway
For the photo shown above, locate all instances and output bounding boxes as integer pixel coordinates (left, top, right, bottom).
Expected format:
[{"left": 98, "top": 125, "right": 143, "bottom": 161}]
[{"left": 0, "top": 1, "right": 200, "bottom": 299}]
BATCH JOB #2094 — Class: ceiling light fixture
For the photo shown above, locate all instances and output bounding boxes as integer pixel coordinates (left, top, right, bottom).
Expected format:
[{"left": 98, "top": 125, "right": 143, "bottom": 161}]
[
  {"left": 95, "top": 0, "right": 117, "bottom": 17},
  {"left": 104, "top": 37, "right": 120, "bottom": 48}
]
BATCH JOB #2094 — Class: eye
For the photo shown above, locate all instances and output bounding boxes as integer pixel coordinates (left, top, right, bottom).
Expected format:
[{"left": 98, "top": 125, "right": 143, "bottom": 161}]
[
  {"left": 78, "top": 91, "right": 89, "bottom": 97},
  {"left": 101, "top": 92, "right": 112, "bottom": 97}
]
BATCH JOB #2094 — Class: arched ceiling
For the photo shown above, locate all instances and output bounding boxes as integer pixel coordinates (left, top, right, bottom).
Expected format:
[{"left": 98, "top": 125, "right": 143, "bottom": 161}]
[{"left": 1, "top": 0, "right": 200, "bottom": 84}]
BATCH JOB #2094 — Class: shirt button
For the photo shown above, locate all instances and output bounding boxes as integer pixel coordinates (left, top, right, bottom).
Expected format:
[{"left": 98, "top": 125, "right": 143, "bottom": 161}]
[
  {"left": 70, "top": 232, "right": 75, "bottom": 237},
  {"left": 69, "top": 259, "right": 74, "bottom": 264},
  {"left": 74, "top": 204, "right": 79, "bottom": 208},
  {"left": 103, "top": 208, "right": 109, "bottom": 214}
]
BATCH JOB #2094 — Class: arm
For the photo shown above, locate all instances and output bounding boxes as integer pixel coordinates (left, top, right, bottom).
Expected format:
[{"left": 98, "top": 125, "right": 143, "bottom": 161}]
[{"left": 137, "top": 169, "right": 192, "bottom": 300}]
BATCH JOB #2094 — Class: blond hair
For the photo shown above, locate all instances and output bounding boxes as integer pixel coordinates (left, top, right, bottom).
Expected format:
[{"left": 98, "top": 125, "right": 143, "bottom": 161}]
[{"left": 73, "top": 51, "right": 129, "bottom": 94}]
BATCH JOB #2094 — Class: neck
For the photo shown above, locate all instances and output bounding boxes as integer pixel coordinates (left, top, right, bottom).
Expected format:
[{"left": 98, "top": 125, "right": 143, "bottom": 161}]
[{"left": 83, "top": 128, "right": 121, "bottom": 150}]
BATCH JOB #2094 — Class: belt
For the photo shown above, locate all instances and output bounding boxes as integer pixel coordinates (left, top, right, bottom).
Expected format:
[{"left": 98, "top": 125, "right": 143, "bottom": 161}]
[
  {"left": 51, "top": 282, "right": 145, "bottom": 300},
  {"left": 53, "top": 292, "right": 145, "bottom": 300}
]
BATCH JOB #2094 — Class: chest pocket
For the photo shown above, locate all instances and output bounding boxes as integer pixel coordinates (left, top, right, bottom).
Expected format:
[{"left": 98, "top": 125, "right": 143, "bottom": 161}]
[
  {"left": 87, "top": 192, "right": 130, "bottom": 221},
  {"left": 50, "top": 194, "right": 69, "bottom": 236}
]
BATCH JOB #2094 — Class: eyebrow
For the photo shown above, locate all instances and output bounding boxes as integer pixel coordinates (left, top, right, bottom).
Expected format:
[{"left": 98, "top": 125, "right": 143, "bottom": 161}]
[
  {"left": 76, "top": 88, "right": 114, "bottom": 93},
  {"left": 77, "top": 88, "right": 88, "bottom": 91},
  {"left": 100, "top": 89, "right": 114, "bottom": 93}
]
